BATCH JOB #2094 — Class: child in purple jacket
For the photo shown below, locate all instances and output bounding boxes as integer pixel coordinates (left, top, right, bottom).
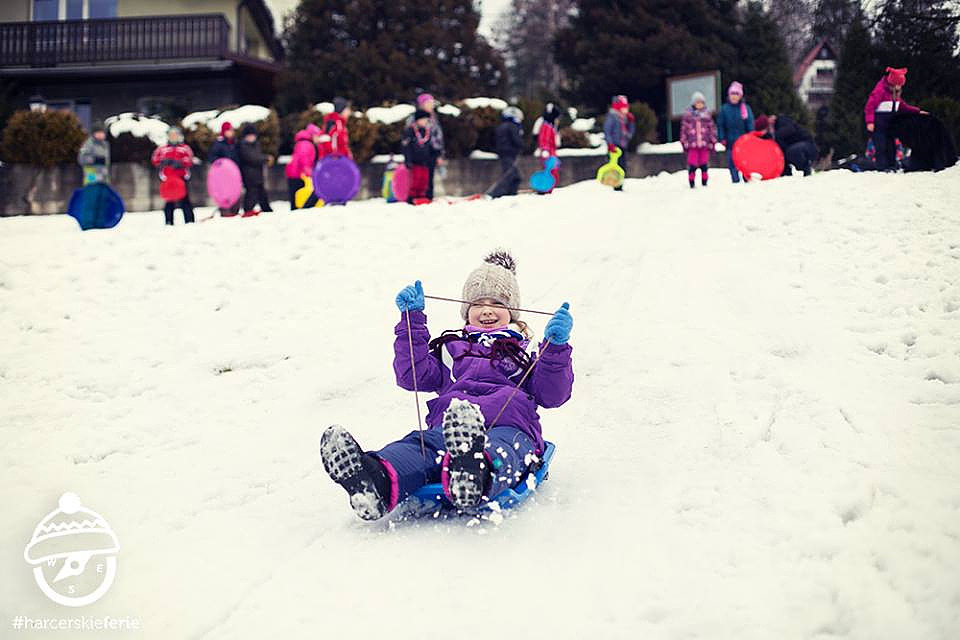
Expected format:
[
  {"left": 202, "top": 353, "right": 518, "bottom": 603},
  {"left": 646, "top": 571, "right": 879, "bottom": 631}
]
[
  {"left": 680, "top": 91, "right": 718, "bottom": 189},
  {"left": 320, "top": 250, "right": 575, "bottom": 520}
]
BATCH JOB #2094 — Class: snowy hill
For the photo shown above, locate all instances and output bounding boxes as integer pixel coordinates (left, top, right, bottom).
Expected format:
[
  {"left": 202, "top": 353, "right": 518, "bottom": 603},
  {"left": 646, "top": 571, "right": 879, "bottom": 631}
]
[{"left": 2, "top": 168, "right": 959, "bottom": 639}]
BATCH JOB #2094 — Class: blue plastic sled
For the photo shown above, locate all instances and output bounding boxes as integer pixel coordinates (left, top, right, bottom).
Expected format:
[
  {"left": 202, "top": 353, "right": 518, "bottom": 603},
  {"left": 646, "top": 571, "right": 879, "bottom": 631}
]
[
  {"left": 401, "top": 441, "right": 556, "bottom": 517},
  {"left": 530, "top": 156, "right": 559, "bottom": 193},
  {"left": 67, "top": 183, "right": 125, "bottom": 230}
]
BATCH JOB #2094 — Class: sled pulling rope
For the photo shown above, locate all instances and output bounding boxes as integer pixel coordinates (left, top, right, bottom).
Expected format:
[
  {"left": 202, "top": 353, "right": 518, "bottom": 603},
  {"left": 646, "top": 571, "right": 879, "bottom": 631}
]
[
  {"left": 489, "top": 339, "right": 550, "bottom": 428},
  {"left": 404, "top": 306, "right": 427, "bottom": 458},
  {"left": 423, "top": 295, "right": 554, "bottom": 317},
  {"left": 406, "top": 292, "right": 556, "bottom": 440}
]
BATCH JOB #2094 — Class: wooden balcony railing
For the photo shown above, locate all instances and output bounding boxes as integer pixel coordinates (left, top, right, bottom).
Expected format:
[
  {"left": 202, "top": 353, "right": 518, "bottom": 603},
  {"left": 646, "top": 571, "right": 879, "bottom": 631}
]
[{"left": 0, "top": 14, "right": 229, "bottom": 67}]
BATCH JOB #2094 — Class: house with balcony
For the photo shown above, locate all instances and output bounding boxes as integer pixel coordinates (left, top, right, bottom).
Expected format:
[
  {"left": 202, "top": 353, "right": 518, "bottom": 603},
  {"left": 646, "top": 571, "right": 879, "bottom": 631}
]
[
  {"left": 794, "top": 39, "right": 837, "bottom": 111},
  {"left": 0, "top": 0, "right": 283, "bottom": 129}
]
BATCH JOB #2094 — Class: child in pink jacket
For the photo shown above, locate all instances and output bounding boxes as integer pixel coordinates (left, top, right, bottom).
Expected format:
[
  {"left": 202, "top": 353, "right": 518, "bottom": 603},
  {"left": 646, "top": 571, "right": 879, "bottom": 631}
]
[
  {"left": 864, "top": 67, "right": 927, "bottom": 171},
  {"left": 680, "top": 91, "right": 717, "bottom": 188},
  {"left": 286, "top": 123, "right": 322, "bottom": 209}
]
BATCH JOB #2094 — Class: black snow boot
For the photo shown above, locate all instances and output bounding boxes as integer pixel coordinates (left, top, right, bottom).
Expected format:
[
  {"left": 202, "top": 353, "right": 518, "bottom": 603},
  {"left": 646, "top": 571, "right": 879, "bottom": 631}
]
[
  {"left": 320, "top": 426, "right": 391, "bottom": 520},
  {"left": 441, "top": 399, "right": 491, "bottom": 509}
]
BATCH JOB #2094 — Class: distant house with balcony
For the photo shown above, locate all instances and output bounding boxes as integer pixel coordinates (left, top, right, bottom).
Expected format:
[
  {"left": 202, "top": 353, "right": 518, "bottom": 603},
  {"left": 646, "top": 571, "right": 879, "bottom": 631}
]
[
  {"left": 794, "top": 39, "right": 837, "bottom": 111},
  {"left": 0, "top": 0, "right": 283, "bottom": 129}
]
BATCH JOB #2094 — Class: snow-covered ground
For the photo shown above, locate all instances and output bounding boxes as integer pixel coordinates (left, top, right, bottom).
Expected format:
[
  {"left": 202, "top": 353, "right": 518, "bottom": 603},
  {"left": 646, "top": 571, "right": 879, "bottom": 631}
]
[{"left": 2, "top": 168, "right": 959, "bottom": 639}]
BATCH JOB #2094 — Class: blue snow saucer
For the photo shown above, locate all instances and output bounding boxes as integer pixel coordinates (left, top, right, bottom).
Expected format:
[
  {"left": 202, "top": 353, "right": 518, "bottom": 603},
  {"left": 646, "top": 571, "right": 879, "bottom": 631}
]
[{"left": 404, "top": 441, "right": 556, "bottom": 515}]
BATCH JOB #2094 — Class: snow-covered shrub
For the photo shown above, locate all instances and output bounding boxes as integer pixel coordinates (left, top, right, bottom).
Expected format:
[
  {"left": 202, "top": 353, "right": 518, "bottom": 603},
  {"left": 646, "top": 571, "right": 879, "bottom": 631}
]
[
  {"left": 559, "top": 127, "right": 591, "bottom": 148},
  {"left": 181, "top": 105, "right": 279, "bottom": 158},
  {"left": 1, "top": 109, "right": 85, "bottom": 167},
  {"left": 104, "top": 113, "right": 169, "bottom": 162},
  {"left": 346, "top": 114, "right": 380, "bottom": 163},
  {"left": 630, "top": 101, "right": 658, "bottom": 146},
  {"left": 470, "top": 106, "right": 503, "bottom": 154},
  {"left": 438, "top": 110, "right": 479, "bottom": 158}
]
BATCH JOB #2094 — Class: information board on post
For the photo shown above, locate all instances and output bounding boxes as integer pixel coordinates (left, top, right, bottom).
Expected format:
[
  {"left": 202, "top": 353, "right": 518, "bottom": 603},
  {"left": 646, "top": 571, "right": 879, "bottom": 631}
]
[{"left": 665, "top": 71, "right": 721, "bottom": 141}]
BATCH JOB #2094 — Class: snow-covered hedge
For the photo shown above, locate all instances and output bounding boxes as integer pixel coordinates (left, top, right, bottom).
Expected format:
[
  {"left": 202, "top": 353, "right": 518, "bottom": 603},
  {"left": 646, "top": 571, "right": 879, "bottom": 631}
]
[
  {"left": 104, "top": 113, "right": 170, "bottom": 162},
  {"left": 181, "top": 105, "right": 280, "bottom": 159},
  {"left": 98, "top": 106, "right": 280, "bottom": 161},
  {"left": 280, "top": 96, "right": 605, "bottom": 163}
]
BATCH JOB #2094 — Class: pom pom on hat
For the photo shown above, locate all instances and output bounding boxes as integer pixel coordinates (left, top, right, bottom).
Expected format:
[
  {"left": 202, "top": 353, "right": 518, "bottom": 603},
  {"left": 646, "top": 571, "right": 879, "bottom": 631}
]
[
  {"left": 483, "top": 249, "right": 516, "bottom": 274},
  {"left": 885, "top": 67, "right": 907, "bottom": 87},
  {"left": 461, "top": 249, "right": 521, "bottom": 321}
]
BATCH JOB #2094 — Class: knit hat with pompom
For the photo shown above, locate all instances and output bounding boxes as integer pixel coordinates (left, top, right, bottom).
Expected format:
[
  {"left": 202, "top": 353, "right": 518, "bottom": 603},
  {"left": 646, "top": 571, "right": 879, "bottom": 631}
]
[{"left": 461, "top": 249, "right": 521, "bottom": 321}]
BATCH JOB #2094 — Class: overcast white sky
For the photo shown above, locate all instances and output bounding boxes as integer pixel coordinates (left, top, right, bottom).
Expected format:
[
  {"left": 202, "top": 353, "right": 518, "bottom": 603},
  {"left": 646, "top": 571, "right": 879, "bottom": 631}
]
[{"left": 264, "top": 0, "right": 511, "bottom": 38}]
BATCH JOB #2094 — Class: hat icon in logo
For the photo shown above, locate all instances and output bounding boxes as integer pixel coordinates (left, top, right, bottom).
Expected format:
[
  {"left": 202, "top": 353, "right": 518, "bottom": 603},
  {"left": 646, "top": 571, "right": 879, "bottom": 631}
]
[{"left": 23, "top": 492, "right": 119, "bottom": 607}]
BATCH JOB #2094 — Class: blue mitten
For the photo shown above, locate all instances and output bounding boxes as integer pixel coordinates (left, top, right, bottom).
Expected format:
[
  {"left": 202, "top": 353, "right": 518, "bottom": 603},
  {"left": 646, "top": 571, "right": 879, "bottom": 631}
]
[
  {"left": 395, "top": 280, "right": 425, "bottom": 312},
  {"left": 544, "top": 302, "right": 573, "bottom": 344}
]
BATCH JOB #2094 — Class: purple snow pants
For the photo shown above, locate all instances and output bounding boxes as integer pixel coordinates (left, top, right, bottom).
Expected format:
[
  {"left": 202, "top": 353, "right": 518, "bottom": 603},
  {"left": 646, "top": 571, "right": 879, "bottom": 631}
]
[{"left": 372, "top": 426, "right": 536, "bottom": 511}]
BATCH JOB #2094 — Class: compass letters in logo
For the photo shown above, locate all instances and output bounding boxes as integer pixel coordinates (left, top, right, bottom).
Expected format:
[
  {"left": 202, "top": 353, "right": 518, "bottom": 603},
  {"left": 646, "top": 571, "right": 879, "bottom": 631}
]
[{"left": 23, "top": 493, "right": 120, "bottom": 607}]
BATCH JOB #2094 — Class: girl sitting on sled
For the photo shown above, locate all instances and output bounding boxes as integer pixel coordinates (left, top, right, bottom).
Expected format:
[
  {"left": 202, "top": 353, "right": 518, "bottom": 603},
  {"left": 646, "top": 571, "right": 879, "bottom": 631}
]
[{"left": 320, "top": 250, "right": 575, "bottom": 520}]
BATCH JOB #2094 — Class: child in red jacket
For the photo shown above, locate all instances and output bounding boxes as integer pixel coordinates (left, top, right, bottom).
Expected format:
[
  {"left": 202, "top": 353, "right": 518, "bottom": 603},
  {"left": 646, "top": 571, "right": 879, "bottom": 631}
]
[
  {"left": 317, "top": 97, "right": 353, "bottom": 160},
  {"left": 532, "top": 103, "right": 562, "bottom": 192},
  {"left": 151, "top": 127, "right": 195, "bottom": 225}
]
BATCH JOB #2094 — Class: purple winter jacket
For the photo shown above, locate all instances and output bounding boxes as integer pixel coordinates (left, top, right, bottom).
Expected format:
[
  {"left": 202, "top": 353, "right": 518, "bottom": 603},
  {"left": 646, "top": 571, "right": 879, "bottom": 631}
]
[
  {"left": 393, "top": 312, "right": 574, "bottom": 452},
  {"left": 680, "top": 107, "right": 718, "bottom": 150}
]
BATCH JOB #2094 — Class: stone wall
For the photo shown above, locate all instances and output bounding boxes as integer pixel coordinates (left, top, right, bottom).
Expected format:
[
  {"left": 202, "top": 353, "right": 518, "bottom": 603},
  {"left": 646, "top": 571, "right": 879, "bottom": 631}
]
[{"left": 0, "top": 151, "right": 729, "bottom": 216}]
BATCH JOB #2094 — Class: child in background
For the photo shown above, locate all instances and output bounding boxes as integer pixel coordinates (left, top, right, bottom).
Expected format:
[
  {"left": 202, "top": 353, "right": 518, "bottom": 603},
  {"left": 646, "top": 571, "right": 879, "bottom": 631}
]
[
  {"left": 208, "top": 122, "right": 238, "bottom": 165},
  {"left": 532, "top": 103, "right": 562, "bottom": 192},
  {"left": 317, "top": 97, "right": 353, "bottom": 160},
  {"left": 864, "top": 67, "right": 926, "bottom": 171},
  {"left": 320, "top": 250, "right": 574, "bottom": 520},
  {"left": 208, "top": 122, "right": 240, "bottom": 217},
  {"left": 286, "top": 123, "right": 322, "bottom": 209},
  {"left": 151, "top": 126, "right": 195, "bottom": 225},
  {"left": 603, "top": 95, "right": 635, "bottom": 191},
  {"left": 77, "top": 121, "right": 110, "bottom": 185},
  {"left": 491, "top": 106, "right": 525, "bottom": 198},
  {"left": 680, "top": 91, "right": 717, "bottom": 189},
  {"left": 237, "top": 124, "right": 274, "bottom": 218},
  {"left": 404, "top": 93, "right": 445, "bottom": 199},
  {"left": 716, "top": 82, "right": 755, "bottom": 183},
  {"left": 402, "top": 109, "right": 436, "bottom": 204}
]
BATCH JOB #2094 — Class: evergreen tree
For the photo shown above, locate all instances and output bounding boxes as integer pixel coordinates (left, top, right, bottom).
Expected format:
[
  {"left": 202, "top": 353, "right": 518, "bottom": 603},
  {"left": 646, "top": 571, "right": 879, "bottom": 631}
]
[
  {"left": 821, "top": 11, "right": 877, "bottom": 157},
  {"left": 810, "top": 0, "right": 859, "bottom": 49},
  {"left": 873, "top": 0, "right": 960, "bottom": 101},
  {"left": 729, "top": 2, "right": 809, "bottom": 124},
  {"left": 554, "top": 0, "right": 737, "bottom": 114},
  {"left": 494, "top": 0, "right": 573, "bottom": 99},
  {"left": 768, "top": 0, "right": 814, "bottom": 64},
  {"left": 278, "top": 0, "right": 505, "bottom": 112}
]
